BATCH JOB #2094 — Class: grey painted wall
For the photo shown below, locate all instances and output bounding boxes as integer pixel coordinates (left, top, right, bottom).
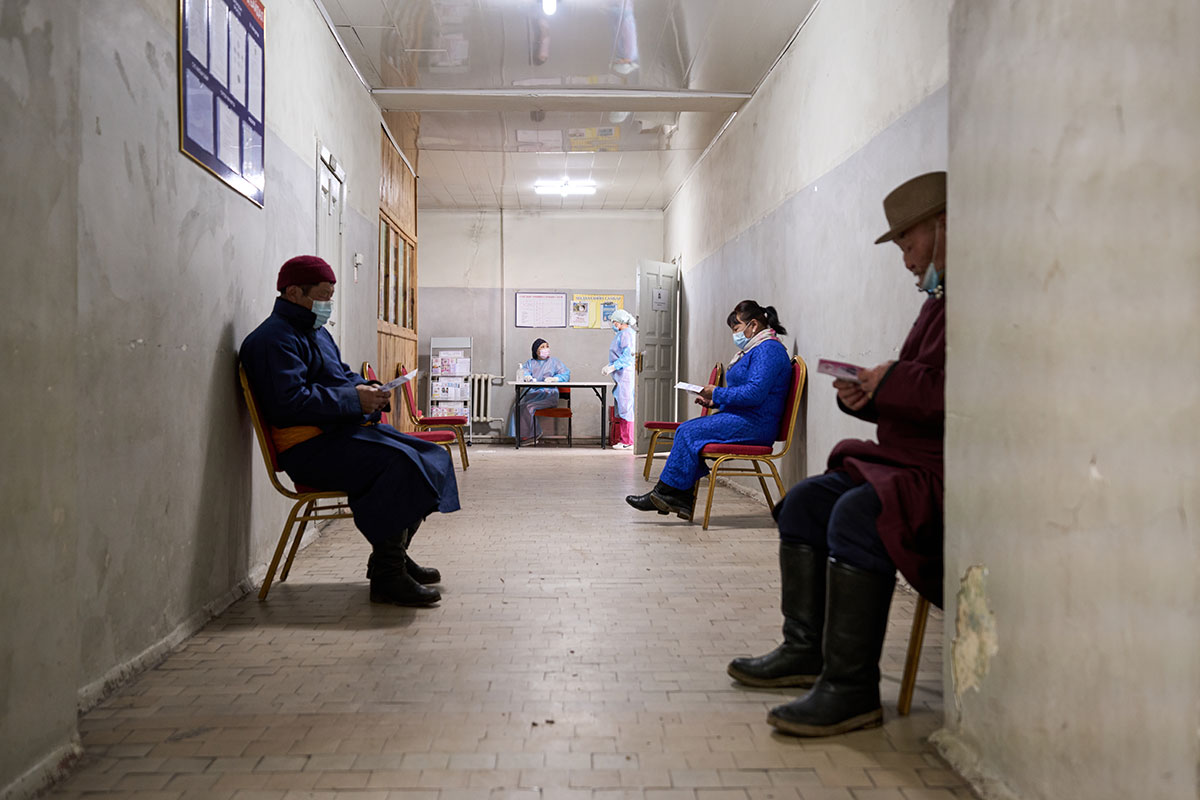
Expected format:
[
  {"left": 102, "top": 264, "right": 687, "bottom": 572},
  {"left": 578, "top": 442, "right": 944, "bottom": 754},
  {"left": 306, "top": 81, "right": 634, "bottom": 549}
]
[
  {"left": 0, "top": 0, "right": 383, "bottom": 794},
  {"left": 0, "top": 2, "right": 84, "bottom": 793},
  {"left": 678, "top": 88, "right": 948, "bottom": 490},
  {"left": 936, "top": 2, "right": 1200, "bottom": 798}
]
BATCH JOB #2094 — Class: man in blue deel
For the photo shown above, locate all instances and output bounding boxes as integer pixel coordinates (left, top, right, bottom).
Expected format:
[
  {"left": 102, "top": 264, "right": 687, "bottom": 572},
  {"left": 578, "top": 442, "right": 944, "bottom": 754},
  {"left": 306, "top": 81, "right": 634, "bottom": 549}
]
[{"left": 240, "top": 255, "right": 459, "bottom": 607}]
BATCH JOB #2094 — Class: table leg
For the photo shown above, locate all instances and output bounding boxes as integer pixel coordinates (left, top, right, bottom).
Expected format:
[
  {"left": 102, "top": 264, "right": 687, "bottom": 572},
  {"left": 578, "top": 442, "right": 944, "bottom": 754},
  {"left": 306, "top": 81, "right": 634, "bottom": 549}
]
[
  {"left": 601, "top": 386, "right": 608, "bottom": 449},
  {"left": 515, "top": 386, "right": 523, "bottom": 449}
]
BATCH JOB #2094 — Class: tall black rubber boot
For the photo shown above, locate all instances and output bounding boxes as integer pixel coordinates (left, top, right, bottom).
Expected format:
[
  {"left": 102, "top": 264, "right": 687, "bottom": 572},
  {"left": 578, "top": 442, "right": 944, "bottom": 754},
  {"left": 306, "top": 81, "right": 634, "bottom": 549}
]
[
  {"left": 368, "top": 537, "right": 441, "bottom": 606},
  {"left": 727, "top": 543, "right": 826, "bottom": 687},
  {"left": 767, "top": 558, "right": 895, "bottom": 736}
]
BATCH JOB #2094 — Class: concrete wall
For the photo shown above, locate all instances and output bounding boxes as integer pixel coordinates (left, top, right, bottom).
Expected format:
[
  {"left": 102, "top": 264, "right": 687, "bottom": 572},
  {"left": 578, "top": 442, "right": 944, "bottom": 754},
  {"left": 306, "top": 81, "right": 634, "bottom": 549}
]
[
  {"left": 418, "top": 209, "right": 663, "bottom": 439},
  {"left": 0, "top": 0, "right": 384, "bottom": 794},
  {"left": 665, "top": 0, "right": 949, "bottom": 489},
  {"left": 934, "top": 2, "right": 1200, "bottom": 798}
]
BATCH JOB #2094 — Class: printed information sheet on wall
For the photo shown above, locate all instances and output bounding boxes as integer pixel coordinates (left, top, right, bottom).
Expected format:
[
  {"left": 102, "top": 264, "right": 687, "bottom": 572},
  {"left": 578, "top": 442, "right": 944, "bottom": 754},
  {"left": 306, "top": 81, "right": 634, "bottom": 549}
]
[
  {"left": 179, "top": 0, "right": 266, "bottom": 206},
  {"left": 515, "top": 292, "right": 567, "bottom": 328}
]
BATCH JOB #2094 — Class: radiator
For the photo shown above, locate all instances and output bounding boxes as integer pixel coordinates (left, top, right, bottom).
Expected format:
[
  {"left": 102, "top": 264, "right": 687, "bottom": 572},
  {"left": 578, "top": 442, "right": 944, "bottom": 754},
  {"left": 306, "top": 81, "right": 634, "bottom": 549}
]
[{"left": 468, "top": 374, "right": 500, "bottom": 423}]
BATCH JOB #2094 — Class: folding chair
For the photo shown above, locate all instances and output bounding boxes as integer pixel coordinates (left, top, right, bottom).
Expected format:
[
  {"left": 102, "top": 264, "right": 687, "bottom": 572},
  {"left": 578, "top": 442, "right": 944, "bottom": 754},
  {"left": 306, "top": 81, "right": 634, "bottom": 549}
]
[
  {"left": 361, "top": 361, "right": 458, "bottom": 462},
  {"left": 642, "top": 362, "right": 725, "bottom": 481},
  {"left": 398, "top": 364, "right": 470, "bottom": 469},
  {"left": 238, "top": 363, "right": 354, "bottom": 600},
  {"left": 534, "top": 387, "right": 573, "bottom": 446},
  {"left": 695, "top": 355, "right": 806, "bottom": 530}
]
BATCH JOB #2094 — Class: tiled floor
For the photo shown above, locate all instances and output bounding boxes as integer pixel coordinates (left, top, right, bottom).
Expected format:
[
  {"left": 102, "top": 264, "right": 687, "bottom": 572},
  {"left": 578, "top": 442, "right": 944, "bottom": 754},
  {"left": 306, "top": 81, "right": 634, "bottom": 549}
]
[{"left": 51, "top": 447, "right": 967, "bottom": 800}]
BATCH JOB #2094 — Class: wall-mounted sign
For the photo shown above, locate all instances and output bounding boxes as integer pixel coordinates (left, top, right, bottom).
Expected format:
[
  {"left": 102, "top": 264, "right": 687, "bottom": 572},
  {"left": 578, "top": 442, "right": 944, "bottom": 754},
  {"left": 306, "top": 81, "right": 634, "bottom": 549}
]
[
  {"left": 179, "top": 0, "right": 266, "bottom": 206},
  {"left": 652, "top": 287, "right": 669, "bottom": 312},
  {"left": 570, "top": 293, "right": 624, "bottom": 328},
  {"left": 515, "top": 292, "right": 567, "bottom": 328}
]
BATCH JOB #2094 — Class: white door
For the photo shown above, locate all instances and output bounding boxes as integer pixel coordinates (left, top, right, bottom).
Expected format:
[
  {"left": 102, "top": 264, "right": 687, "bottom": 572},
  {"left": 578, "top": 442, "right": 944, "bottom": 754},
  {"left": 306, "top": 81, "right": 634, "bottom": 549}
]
[
  {"left": 635, "top": 258, "right": 679, "bottom": 453},
  {"left": 316, "top": 146, "right": 345, "bottom": 346}
]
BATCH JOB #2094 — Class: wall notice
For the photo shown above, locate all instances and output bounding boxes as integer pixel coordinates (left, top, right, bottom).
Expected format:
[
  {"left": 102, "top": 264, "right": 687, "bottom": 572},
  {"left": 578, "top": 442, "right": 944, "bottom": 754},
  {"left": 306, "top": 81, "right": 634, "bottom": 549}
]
[
  {"left": 180, "top": 0, "right": 266, "bottom": 206},
  {"left": 570, "top": 293, "right": 624, "bottom": 328},
  {"left": 515, "top": 292, "right": 567, "bottom": 328}
]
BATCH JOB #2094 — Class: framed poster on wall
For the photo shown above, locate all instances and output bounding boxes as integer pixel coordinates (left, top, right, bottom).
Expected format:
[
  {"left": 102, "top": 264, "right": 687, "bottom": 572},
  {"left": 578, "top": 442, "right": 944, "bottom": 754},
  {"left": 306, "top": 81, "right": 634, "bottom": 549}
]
[
  {"left": 179, "top": 0, "right": 266, "bottom": 206},
  {"left": 515, "top": 292, "right": 567, "bottom": 328}
]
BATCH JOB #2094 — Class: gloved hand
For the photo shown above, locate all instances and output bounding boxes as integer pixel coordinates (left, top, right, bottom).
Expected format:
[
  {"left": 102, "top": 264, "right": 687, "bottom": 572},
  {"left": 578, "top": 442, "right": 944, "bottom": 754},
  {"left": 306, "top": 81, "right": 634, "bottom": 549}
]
[
  {"left": 544, "top": 376, "right": 558, "bottom": 382},
  {"left": 601, "top": 365, "right": 616, "bottom": 376}
]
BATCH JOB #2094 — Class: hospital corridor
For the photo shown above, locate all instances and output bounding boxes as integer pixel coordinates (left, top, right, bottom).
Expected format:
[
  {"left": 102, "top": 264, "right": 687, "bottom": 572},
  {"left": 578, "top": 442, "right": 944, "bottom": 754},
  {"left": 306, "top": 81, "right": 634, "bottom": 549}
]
[{"left": 2, "top": 1, "right": 1197, "bottom": 800}]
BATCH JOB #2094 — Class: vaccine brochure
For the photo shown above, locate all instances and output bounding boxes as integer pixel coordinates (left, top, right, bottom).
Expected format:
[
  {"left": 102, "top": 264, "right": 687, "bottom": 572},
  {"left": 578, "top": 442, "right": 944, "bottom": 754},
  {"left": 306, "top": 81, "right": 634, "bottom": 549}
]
[
  {"left": 378, "top": 370, "right": 418, "bottom": 392},
  {"left": 675, "top": 381, "right": 705, "bottom": 393},
  {"left": 816, "top": 359, "right": 863, "bottom": 382}
]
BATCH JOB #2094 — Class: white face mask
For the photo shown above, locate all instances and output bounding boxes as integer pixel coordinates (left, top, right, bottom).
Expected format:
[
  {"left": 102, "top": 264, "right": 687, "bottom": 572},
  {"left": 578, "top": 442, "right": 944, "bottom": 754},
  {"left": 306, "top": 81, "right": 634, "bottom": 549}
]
[{"left": 311, "top": 299, "right": 334, "bottom": 328}]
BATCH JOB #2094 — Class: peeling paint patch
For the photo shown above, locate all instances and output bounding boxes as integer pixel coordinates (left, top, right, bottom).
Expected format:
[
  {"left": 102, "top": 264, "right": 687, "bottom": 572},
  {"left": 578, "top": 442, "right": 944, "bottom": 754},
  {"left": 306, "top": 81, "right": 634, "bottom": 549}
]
[{"left": 951, "top": 564, "right": 998, "bottom": 709}]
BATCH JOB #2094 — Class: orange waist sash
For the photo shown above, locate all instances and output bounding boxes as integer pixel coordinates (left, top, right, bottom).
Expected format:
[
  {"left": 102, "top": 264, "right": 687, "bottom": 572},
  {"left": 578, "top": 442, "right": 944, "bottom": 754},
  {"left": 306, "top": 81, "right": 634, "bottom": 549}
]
[{"left": 270, "top": 425, "right": 324, "bottom": 453}]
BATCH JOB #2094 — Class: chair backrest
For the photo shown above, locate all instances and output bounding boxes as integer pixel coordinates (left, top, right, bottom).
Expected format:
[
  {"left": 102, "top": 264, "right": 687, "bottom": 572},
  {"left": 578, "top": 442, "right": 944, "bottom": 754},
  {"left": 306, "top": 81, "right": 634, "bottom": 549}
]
[
  {"left": 700, "top": 361, "right": 725, "bottom": 418},
  {"left": 237, "top": 363, "right": 300, "bottom": 498},
  {"left": 397, "top": 364, "right": 422, "bottom": 424},
  {"left": 360, "top": 361, "right": 390, "bottom": 426},
  {"left": 774, "top": 356, "right": 808, "bottom": 447}
]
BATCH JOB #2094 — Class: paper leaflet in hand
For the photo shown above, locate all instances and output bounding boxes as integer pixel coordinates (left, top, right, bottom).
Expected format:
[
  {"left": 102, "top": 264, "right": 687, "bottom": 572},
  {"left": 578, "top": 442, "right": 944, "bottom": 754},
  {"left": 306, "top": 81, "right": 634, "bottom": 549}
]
[
  {"left": 674, "top": 381, "right": 705, "bottom": 394},
  {"left": 816, "top": 359, "right": 863, "bottom": 383},
  {"left": 378, "top": 369, "right": 419, "bottom": 392}
]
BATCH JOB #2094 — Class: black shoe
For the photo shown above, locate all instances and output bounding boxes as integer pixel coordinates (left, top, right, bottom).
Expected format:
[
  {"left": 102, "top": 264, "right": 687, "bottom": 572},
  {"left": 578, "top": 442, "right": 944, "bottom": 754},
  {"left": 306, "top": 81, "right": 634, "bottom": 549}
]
[
  {"left": 767, "top": 559, "right": 895, "bottom": 737},
  {"left": 626, "top": 491, "right": 670, "bottom": 514},
  {"left": 370, "top": 572, "right": 441, "bottom": 606},
  {"left": 367, "top": 553, "right": 441, "bottom": 584},
  {"left": 728, "top": 543, "right": 826, "bottom": 688},
  {"left": 648, "top": 485, "right": 694, "bottom": 521}
]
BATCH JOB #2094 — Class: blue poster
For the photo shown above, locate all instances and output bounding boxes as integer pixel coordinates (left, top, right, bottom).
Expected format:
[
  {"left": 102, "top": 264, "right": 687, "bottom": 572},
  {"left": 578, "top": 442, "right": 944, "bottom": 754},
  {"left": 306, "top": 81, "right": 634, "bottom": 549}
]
[{"left": 180, "top": 0, "right": 265, "bottom": 206}]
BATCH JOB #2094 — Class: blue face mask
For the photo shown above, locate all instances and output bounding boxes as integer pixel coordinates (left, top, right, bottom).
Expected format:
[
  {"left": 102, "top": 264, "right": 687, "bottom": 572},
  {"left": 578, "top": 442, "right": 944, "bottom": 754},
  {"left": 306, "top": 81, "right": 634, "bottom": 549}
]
[
  {"left": 732, "top": 331, "right": 749, "bottom": 350},
  {"left": 311, "top": 299, "right": 333, "bottom": 329},
  {"left": 612, "top": 323, "right": 620, "bottom": 332}
]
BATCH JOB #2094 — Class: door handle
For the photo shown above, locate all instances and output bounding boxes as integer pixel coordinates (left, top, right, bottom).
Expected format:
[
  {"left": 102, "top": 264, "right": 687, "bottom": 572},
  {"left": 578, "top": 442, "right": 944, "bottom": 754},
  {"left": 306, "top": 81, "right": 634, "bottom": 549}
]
[{"left": 635, "top": 352, "right": 643, "bottom": 374}]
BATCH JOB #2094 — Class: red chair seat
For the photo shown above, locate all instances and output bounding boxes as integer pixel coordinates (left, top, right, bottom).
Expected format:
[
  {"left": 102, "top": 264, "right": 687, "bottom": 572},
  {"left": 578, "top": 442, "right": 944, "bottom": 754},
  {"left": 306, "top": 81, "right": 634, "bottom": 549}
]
[
  {"left": 644, "top": 421, "right": 681, "bottom": 431},
  {"left": 409, "top": 430, "right": 456, "bottom": 444},
  {"left": 420, "top": 415, "right": 468, "bottom": 426},
  {"left": 534, "top": 408, "right": 573, "bottom": 418},
  {"left": 701, "top": 442, "right": 774, "bottom": 456},
  {"left": 293, "top": 482, "right": 324, "bottom": 494}
]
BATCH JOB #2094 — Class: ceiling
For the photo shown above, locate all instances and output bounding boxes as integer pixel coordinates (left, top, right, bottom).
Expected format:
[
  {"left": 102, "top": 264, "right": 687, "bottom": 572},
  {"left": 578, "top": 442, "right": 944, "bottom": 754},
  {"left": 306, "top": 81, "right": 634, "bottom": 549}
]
[{"left": 318, "top": 0, "right": 817, "bottom": 210}]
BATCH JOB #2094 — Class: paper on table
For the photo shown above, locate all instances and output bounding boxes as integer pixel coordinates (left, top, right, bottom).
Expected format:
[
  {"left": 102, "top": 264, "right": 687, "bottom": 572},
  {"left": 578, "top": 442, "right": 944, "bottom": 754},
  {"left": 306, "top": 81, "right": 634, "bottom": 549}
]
[
  {"left": 378, "top": 370, "right": 418, "bottom": 392},
  {"left": 675, "top": 381, "right": 705, "bottom": 394},
  {"left": 816, "top": 359, "right": 863, "bottom": 383}
]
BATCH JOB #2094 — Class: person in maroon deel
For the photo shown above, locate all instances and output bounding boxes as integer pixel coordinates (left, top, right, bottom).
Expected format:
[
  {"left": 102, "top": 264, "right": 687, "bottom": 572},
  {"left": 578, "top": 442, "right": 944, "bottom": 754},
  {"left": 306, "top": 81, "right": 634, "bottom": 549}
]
[
  {"left": 240, "top": 256, "right": 460, "bottom": 607},
  {"left": 726, "top": 172, "right": 947, "bottom": 737}
]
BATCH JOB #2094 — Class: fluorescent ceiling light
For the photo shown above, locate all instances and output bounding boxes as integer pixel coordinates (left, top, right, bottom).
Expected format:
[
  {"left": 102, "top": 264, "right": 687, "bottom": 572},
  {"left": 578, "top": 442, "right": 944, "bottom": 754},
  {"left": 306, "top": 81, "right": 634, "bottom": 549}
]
[
  {"left": 542, "top": 0, "right": 556, "bottom": 15},
  {"left": 534, "top": 178, "right": 596, "bottom": 197}
]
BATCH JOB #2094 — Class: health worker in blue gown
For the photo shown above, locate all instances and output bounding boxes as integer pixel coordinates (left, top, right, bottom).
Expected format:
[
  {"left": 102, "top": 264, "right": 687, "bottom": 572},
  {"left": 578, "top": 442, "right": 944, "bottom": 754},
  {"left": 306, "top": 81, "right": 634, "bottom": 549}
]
[
  {"left": 507, "top": 337, "right": 571, "bottom": 442},
  {"left": 239, "top": 255, "right": 459, "bottom": 608},
  {"left": 603, "top": 308, "right": 637, "bottom": 448},
  {"left": 625, "top": 300, "right": 792, "bottom": 520}
]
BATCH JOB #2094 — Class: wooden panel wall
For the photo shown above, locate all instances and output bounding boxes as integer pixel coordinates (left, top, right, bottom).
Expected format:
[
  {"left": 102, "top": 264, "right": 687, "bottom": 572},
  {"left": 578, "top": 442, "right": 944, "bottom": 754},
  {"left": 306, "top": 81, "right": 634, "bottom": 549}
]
[{"left": 378, "top": 114, "right": 420, "bottom": 431}]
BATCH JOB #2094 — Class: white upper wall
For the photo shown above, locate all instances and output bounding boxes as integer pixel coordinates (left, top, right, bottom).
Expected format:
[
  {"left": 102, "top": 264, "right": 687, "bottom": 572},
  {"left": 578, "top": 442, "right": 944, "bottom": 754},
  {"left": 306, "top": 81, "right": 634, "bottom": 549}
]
[
  {"left": 419, "top": 209, "right": 663, "bottom": 290},
  {"left": 666, "top": 0, "right": 948, "bottom": 271}
]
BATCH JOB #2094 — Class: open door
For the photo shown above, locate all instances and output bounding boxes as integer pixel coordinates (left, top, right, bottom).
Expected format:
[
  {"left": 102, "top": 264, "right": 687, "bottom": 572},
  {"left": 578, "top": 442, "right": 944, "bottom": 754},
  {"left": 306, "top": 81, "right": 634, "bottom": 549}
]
[{"left": 635, "top": 258, "right": 679, "bottom": 453}]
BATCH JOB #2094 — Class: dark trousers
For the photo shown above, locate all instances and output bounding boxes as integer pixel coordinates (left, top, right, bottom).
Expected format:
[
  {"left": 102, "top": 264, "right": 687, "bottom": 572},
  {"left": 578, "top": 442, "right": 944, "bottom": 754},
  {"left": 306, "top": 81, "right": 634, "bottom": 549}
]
[
  {"left": 775, "top": 471, "right": 895, "bottom": 577},
  {"left": 279, "top": 431, "right": 444, "bottom": 547}
]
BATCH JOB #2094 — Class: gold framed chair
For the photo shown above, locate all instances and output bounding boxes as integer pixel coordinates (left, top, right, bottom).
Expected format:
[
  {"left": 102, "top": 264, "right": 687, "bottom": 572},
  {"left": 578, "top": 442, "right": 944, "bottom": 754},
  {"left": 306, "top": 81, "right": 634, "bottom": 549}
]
[
  {"left": 695, "top": 356, "right": 807, "bottom": 530},
  {"left": 361, "top": 361, "right": 458, "bottom": 463},
  {"left": 238, "top": 363, "right": 354, "bottom": 600},
  {"left": 398, "top": 364, "right": 470, "bottom": 469},
  {"left": 642, "top": 362, "right": 725, "bottom": 481}
]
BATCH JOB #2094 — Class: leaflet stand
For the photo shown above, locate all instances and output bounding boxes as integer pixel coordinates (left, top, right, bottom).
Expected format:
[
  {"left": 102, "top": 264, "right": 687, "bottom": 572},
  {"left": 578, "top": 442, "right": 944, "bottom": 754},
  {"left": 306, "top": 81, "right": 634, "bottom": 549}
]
[{"left": 429, "top": 336, "right": 473, "bottom": 443}]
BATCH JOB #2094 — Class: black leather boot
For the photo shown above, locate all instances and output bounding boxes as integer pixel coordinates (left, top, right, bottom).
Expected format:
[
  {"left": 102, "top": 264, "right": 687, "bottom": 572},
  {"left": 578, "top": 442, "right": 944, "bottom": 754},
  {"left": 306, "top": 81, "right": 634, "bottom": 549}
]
[
  {"left": 727, "top": 543, "right": 825, "bottom": 687},
  {"left": 368, "top": 538, "right": 441, "bottom": 606},
  {"left": 626, "top": 481, "right": 671, "bottom": 514},
  {"left": 648, "top": 481, "right": 695, "bottom": 520},
  {"left": 767, "top": 559, "right": 895, "bottom": 736}
]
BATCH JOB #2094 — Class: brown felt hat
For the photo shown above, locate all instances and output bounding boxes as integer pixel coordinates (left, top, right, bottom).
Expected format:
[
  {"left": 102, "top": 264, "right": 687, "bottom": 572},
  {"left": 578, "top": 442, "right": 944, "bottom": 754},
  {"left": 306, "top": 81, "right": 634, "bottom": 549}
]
[{"left": 874, "top": 171, "right": 946, "bottom": 244}]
